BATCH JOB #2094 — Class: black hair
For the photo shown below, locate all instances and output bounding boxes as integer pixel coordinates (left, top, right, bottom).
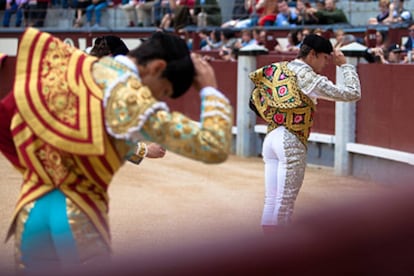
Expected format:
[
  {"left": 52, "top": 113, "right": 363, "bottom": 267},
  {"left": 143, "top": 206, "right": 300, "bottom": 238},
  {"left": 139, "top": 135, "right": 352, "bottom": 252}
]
[
  {"left": 297, "top": 44, "right": 313, "bottom": 58},
  {"left": 211, "top": 28, "right": 221, "bottom": 42},
  {"left": 90, "top": 37, "right": 111, "bottom": 57},
  {"left": 90, "top": 36, "right": 129, "bottom": 58},
  {"left": 221, "top": 28, "right": 236, "bottom": 40},
  {"left": 289, "top": 30, "right": 301, "bottom": 46},
  {"left": 301, "top": 34, "right": 333, "bottom": 55},
  {"left": 128, "top": 32, "right": 195, "bottom": 99}
]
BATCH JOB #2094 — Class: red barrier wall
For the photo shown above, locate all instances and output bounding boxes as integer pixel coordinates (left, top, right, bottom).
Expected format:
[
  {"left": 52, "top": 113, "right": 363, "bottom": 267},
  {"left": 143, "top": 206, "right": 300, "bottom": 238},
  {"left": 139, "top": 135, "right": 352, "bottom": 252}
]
[
  {"left": 0, "top": 57, "right": 15, "bottom": 96},
  {"left": 1, "top": 30, "right": 413, "bottom": 155},
  {"left": 357, "top": 64, "right": 414, "bottom": 153}
]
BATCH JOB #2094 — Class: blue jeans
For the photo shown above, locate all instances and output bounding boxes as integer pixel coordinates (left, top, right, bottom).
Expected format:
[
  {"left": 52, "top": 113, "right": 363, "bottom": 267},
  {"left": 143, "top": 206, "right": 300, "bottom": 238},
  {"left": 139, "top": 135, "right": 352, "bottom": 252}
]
[
  {"left": 2, "top": 3, "right": 23, "bottom": 27},
  {"left": 86, "top": 2, "right": 108, "bottom": 24},
  {"left": 153, "top": 0, "right": 170, "bottom": 25}
]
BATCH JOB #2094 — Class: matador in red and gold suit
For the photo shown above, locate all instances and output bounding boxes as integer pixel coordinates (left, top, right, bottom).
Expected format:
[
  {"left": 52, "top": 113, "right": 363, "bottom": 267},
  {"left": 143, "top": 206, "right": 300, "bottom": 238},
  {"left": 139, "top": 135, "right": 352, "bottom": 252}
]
[{"left": 0, "top": 28, "right": 233, "bottom": 272}]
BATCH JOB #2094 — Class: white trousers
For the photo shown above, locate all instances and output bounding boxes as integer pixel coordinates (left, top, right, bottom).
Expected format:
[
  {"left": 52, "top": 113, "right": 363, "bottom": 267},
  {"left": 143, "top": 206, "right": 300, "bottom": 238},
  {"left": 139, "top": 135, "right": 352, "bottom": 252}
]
[{"left": 261, "top": 126, "right": 307, "bottom": 226}]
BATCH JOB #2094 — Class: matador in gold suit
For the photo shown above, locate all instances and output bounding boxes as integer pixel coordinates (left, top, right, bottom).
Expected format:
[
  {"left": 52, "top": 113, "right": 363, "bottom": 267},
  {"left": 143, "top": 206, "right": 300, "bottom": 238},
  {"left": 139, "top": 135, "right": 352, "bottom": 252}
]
[
  {"left": 249, "top": 34, "right": 361, "bottom": 232},
  {"left": 0, "top": 28, "right": 233, "bottom": 272}
]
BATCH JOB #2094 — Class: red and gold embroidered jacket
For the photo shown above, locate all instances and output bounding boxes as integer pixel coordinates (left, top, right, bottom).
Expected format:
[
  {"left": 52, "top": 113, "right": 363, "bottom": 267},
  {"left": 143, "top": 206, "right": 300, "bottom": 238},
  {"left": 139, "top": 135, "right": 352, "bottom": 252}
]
[{"left": 2, "top": 28, "right": 233, "bottom": 247}]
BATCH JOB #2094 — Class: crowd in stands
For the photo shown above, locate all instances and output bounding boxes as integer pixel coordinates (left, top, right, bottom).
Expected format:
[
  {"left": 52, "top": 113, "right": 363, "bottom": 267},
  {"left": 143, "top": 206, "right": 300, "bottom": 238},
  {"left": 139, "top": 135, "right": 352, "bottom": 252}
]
[
  {"left": 1, "top": 0, "right": 414, "bottom": 64},
  {"left": 0, "top": 0, "right": 412, "bottom": 30},
  {"left": 367, "top": 0, "right": 412, "bottom": 25},
  {"left": 2, "top": 0, "right": 50, "bottom": 27},
  {"left": 361, "top": 21, "right": 414, "bottom": 64}
]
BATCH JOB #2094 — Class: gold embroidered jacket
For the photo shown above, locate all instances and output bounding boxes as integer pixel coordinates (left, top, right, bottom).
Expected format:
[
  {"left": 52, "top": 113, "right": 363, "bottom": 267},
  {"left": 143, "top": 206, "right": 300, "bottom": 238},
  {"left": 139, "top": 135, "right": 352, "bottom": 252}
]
[
  {"left": 249, "top": 62, "right": 315, "bottom": 146},
  {"left": 7, "top": 28, "right": 233, "bottom": 247}
]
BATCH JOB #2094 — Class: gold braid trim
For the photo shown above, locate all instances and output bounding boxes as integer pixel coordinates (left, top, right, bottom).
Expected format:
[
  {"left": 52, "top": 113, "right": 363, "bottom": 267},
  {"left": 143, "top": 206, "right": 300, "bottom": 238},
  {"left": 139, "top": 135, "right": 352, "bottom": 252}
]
[
  {"left": 249, "top": 62, "right": 315, "bottom": 146},
  {"left": 14, "top": 28, "right": 105, "bottom": 155},
  {"left": 99, "top": 61, "right": 168, "bottom": 140}
]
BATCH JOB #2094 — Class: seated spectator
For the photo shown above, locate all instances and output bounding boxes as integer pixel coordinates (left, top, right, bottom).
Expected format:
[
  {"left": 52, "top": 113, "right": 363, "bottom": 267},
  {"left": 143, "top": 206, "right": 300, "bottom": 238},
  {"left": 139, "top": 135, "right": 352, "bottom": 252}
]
[
  {"left": 85, "top": 0, "right": 109, "bottom": 28},
  {"left": 136, "top": 0, "right": 156, "bottom": 27},
  {"left": 209, "top": 28, "right": 238, "bottom": 61},
  {"left": 402, "top": 22, "right": 414, "bottom": 51},
  {"left": 274, "top": 29, "right": 301, "bottom": 54},
  {"left": 315, "top": 0, "right": 348, "bottom": 25},
  {"left": 201, "top": 28, "right": 222, "bottom": 50},
  {"left": 153, "top": 0, "right": 170, "bottom": 27},
  {"left": 252, "top": 26, "right": 267, "bottom": 47},
  {"left": 295, "top": 0, "right": 318, "bottom": 25},
  {"left": 383, "top": 0, "right": 412, "bottom": 24},
  {"left": 315, "top": 0, "right": 325, "bottom": 10},
  {"left": 193, "top": 0, "right": 222, "bottom": 27},
  {"left": 197, "top": 28, "right": 210, "bottom": 49},
  {"left": 370, "top": 43, "right": 405, "bottom": 64},
  {"left": 171, "top": 0, "right": 195, "bottom": 30},
  {"left": 177, "top": 28, "right": 193, "bottom": 50},
  {"left": 333, "top": 28, "right": 345, "bottom": 48},
  {"left": 225, "top": 0, "right": 279, "bottom": 28},
  {"left": 2, "top": 0, "right": 26, "bottom": 27},
  {"left": 158, "top": 0, "right": 173, "bottom": 28},
  {"left": 234, "top": 29, "right": 258, "bottom": 50},
  {"left": 257, "top": 0, "right": 278, "bottom": 26},
  {"left": 121, "top": 0, "right": 156, "bottom": 27},
  {"left": 24, "top": 0, "right": 50, "bottom": 27},
  {"left": 222, "top": 0, "right": 265, "bottom": 28},
  {"left": 363, "top": 30, "right": 389, "bottom": 63},
  {"left": 331, "top": 28, "right": 356, "bottom": 48},
  {"left": 385, "top": 43, "right": 405, "bottom": 63},
  {"left": 120, "top": 0, "right": 139, "bottom": 27},
  {"left": 73, "top": 0, "right": 92, "bottom": 27},
  {"left": 376, "top": 0, "right": 391, "bottom": 24},
  {"left": 219, "top": 28, "right": 238, "bottom": 51},
  {"left": 273, "top": 0, "right": 297, "bottom": 27},
  {"left": 23, "top": 0, "right": 37, "bottom": 26},
  {"left": 232, "top": 0, "right": 250, "bottom": 21}
]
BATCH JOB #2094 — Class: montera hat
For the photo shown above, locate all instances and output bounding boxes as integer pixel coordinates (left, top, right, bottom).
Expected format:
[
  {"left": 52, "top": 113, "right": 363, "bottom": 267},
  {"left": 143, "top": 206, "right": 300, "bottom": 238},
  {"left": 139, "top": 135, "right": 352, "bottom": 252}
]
[{"left": 302, "top": 34, "right": 333, "bottom": 54}]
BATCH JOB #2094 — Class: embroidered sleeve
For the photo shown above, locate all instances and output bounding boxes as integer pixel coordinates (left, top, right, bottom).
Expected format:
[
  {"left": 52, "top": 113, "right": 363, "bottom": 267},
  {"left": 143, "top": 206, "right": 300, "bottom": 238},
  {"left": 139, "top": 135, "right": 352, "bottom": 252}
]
[
  {"left": 295, "top": 63, "right": 361, "bottom": 102},
  {"left": 103, "top": 74, "right": 169, "bottom": 141},
  {"left": 140, "top": 87, "right": 233, "bottom": 164}
]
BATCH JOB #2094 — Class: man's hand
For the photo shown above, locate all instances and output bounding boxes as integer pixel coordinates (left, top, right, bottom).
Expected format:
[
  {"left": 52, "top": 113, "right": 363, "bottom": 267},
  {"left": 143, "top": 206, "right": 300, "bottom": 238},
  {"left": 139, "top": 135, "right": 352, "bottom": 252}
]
[
  {"left": 146, "top": 143, "right": 166, "bottom": 158},
  {"left": 191, "top": 53, "right": 218, "bottom": 91},
  {"left": 333, "top": 48, "right": 347, "bottom": 66}
]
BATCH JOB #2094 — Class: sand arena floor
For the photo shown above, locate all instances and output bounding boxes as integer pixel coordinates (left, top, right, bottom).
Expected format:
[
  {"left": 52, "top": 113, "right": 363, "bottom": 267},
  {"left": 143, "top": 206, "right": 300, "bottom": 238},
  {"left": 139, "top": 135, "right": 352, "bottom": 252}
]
[{"left": 0, "top": 152, "right": 390, "bottom": 274}]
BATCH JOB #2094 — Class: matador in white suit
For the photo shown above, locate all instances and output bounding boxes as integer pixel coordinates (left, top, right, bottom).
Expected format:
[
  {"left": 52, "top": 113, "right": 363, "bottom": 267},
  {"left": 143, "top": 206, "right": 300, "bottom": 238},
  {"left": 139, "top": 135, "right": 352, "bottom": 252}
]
[{"left": 249, "top": 34, "right": 361, "bottom": 233}]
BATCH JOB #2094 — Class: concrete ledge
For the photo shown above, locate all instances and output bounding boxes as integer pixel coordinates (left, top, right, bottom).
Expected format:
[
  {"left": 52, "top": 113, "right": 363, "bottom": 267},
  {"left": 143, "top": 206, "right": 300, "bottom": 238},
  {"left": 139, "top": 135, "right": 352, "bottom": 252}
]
[{"left": 347, "top": 143, "right": 414, "bottom": 166}]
